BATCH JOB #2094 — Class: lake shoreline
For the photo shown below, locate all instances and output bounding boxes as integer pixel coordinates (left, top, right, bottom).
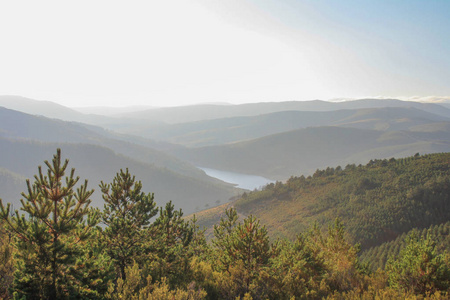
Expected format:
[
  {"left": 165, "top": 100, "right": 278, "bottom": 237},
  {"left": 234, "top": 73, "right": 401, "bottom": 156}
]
[{"left": 198, "top": 167, "right": 275, "bottom": 191}]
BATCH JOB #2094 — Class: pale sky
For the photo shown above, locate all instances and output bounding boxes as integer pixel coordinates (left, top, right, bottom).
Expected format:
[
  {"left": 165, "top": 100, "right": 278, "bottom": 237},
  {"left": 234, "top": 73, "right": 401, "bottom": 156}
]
[{"left": 0, "top": 0, "right": 449, "bottom": 107}]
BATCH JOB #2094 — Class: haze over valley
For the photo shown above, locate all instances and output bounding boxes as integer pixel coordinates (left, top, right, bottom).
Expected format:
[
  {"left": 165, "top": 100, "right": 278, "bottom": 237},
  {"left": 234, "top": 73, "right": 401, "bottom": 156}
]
[
  {"left": 1, "top": 96, "right": 450, "bottom": 209},
  {"left": 1, "top": 1, "right": 450, "bottom": 298}
]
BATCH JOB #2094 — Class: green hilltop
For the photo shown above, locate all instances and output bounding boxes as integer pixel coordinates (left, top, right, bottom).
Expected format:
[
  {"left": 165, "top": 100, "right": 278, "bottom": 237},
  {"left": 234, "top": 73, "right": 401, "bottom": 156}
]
[{"left": 195, "top": 152, "right": 450, "bottom": 250}]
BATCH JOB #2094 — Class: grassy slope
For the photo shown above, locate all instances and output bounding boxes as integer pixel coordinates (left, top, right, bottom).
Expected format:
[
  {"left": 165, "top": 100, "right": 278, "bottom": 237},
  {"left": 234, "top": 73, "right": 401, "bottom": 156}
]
[{"left": 194, "top": 153, "right": 450, "bottom": 250}]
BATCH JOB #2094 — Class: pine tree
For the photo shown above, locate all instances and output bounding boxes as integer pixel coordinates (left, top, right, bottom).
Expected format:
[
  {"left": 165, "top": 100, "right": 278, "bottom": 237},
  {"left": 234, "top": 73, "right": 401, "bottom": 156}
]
[
  {"left": 386, "top": 233, "right": 450, "bottom": 295},
  {"left": 212, "top": 208, "right": 276, "bottom": 298},
  {"left": 99, "top": 168, "right": 158, "bottom": 281},
  {"left": 149, "top": 201, "right": 193, "bottom": 286},
  {"left": 0, "top": 149, "right": 99, "bottom": 299},
  {"left": 0, "top": 219, "right": 14, "bottom": 299},
  {"left": 212, "top": 207, "right": 239, "bottom": 271}
]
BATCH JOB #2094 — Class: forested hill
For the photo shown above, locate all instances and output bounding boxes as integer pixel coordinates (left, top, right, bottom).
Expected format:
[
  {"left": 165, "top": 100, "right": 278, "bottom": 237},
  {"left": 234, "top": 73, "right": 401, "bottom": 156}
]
[
  {"left": 195, "top": 153, "right": 450, "bottom": 250},
  {"left": 359, "top": 221, "right": 450, "bottom": 271},
  {"left": 175, "top": 126, "right": 450, "bottom": 180}
]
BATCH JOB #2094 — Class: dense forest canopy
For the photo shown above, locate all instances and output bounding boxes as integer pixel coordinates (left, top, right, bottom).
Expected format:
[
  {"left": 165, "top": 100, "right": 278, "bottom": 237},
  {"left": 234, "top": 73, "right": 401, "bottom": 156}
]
[{"left": 0, "top": 150, "right": 449, "bottom": 299}]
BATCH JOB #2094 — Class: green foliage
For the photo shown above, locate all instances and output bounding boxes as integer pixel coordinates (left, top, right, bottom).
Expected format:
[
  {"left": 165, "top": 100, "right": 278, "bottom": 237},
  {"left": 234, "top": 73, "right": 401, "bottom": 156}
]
[
  {"left": 0, "top": 149, "right": 100, "bottom": 299},
  {"left": 106, "top": 262, "right": 207, "bottom": 300},
  {"left": 100, "top": 168, "right": 158, "bottom": 280},
  {"left": 1, "top": 151, "right": 450, "bottom": 299},
  {"left": 148, "top": 201, "right": 194, "bottom": 287},
  {"left": 210, "top": 208, "right": 278, "bottom": 299},
  {"left": 187, "top": 215, "right": 209, "bottom": 259},
  {"left": 386, "top": 233, "right": 450, "bottom": 295},
  {"left": 266, "top": 237, "right": 328, "bottom": 299},
  {"left": 360, "top": 221, "right": 450, "bottom": 271},
  {"left": 228, "top": 153, "right": 450, "bottom": 250},
  {"left": 0, "top": 220, "right": 14, "bottom": 299}
]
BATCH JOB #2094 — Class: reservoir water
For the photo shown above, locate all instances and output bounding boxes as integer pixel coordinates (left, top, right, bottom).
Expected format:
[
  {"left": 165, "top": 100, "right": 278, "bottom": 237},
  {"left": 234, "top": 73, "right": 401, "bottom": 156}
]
[{"left": 199, "top": 167, "right": 275, "bottom": 190}]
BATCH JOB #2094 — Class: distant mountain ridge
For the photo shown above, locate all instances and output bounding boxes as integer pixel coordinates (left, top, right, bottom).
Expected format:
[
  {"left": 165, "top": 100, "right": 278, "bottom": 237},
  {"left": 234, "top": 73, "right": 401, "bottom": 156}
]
[
  {"left": 3, "top": 95, "right": 449, "bottom": 124},
  {"left": 2, "top": 94, "right": 450, "bottom": 194},
  {"left": 0, "top": 138, "right": 240, "bottom": 214},
  {"left": 0, "top": 107, "right": 241, "bottom": 213},
  {"left": 0, "top": 95, "right": 103, "bottom": 123},
  {"left": 116, "top": 98, "right": 450, "bottom": 123},
  {"left": 174, "top": 126, "right": 450, "bottom": 180},
  {"left": 116, "top": 106, "right": 450, "bottom": 147},
  {"left": 72, "top": 105, "right": 156, "bottom": 116},
  {"left": 0, "top": 106, "right": 199, "bottom": 179}
]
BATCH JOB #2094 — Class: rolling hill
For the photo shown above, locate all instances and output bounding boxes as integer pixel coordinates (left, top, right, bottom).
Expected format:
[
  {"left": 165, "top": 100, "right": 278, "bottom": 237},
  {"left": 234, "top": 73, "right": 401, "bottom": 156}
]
[
  {"left": 115, "top": 98, "right": 450, "bottom": 124},
  {"left": 0, "top": 95, "right": 108, "bottom": 123},
  {"left": 0, "top": 106, "right": 210, "bottom": 181},
  {"left": 173, "top": 126, "right": 450, "bottom": 180},
  {"left": 193, "top": 153, "right": 450, "bottom": 250},
  {"left": 0, "top": 107, "right": 242, "bottom": 213},
  {"left": 0, "top": 138, "right": 240, "bottom": 214},
  {"left": 115, "top": 107, "right": 450, "bottom": 147}
]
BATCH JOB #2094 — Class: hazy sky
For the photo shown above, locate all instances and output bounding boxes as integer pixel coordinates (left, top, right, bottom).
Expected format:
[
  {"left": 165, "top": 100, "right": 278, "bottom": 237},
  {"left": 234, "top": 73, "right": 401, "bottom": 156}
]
[{"left": 1, "top": 0, "right": 449, "bottom": 107}]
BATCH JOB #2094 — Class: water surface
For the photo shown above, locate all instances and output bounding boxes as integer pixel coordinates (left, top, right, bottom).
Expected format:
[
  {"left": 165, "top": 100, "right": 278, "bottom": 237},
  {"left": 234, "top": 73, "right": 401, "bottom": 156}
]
[{"left": 199, "top": 167, "right": 274, "bottom": 190}]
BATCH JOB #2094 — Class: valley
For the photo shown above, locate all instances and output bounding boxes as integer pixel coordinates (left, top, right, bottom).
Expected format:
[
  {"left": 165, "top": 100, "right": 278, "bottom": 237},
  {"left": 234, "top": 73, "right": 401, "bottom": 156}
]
[{"left": 0, "top": 96, "right": 449, "bottom": 298}]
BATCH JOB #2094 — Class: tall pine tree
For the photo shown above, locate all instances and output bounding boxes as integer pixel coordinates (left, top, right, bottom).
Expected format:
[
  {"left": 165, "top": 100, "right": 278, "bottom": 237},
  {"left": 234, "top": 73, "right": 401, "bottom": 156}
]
[
  {"left": 100, "top": 168, "right": 158, "bottom": 281},
  {"left": 0, "top": 149, "right": 99, "bottom": 299}
]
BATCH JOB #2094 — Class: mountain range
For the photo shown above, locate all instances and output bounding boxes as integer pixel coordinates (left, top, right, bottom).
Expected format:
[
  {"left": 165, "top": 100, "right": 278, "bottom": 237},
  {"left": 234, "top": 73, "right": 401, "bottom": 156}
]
[
  {"left": 1, "top": 95, "right": 450, "bottom": 212},
  {"left": 0, "top": 106, "right": 240, "bottom": 214}
]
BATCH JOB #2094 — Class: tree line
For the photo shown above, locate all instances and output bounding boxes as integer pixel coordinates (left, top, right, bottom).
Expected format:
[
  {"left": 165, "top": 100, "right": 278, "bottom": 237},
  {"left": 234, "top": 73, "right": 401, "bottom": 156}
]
[{"left": 0, "top": 149, "right": 449, "bottom": 299}]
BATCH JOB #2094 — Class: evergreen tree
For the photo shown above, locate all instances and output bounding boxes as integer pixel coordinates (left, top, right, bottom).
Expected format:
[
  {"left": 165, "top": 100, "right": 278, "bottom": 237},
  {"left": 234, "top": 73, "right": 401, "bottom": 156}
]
[
  {"left": 267, "top": 235, "right": 327, "bottom": 299},
  {"left": 0, "top": 219, "right": 14, "bottom": 299},
  {"left": 149, "top": 201, "right": 193, "bottom": 287},
  {"left": 212, "top": 207, "right": 239, "bottom": 271},
  {"left": 99, "top": 168, "right": 158, "bottom": 281},
  {"left": 187, "top": 215, "right": 209, "bottom": 259},
  {"left": 0, "top": 149, "right": 99, "bottom": 299},
  {"left": 386, "top": 233, "right": 450, "bottom": 295},
  {"left": 211, "top": 208, "right": 276, "bottom": 298}
]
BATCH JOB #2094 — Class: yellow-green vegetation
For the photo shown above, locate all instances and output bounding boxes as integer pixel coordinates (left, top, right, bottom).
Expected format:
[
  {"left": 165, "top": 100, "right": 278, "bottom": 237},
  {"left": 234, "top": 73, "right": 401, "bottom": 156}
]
[
  {"left": 360, "top": 221, "right": 450, "bottom": 271},
  {"left": 198, "top": 153, "right": 450, "bottom": 250},
  {"left": 0, "top": 220, "right": 14, "bottom": 299},
  {"left": 0, "top": 150, "right": 449, "bottom": 299}
]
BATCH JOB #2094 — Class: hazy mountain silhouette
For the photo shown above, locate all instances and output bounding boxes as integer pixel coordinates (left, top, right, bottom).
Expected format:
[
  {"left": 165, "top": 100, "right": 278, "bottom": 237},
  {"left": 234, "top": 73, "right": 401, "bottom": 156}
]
[
  {"left": 0, "top": 95, "right": 88, "bottom": 120},
  {"left": 115, "top": 107, "right": 449, "bottom": 147},
  {"left": 0, "top": 107, "right": 242, "bottom": 213},
  {"left": 72, "top": 105, "right": 155, "bottom": 116},
  {"left": 116, "top": 98, "right": 450, "bottom": 124},
  {"left": 173, "top": 126, "right": 450, "bottom": 180},
  {"left": 0, "top": 138, "right": 239, "bottom": 214},
  {"left": 2, "top": 95, "right": 450, "bottom": 192},
  {"left": 0, "top": 107, "right": 204, "bottom": 180}
]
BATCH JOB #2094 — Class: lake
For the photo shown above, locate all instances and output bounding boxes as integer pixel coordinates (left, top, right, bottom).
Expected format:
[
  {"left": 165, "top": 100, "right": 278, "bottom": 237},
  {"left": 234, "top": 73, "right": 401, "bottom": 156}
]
[{"left": 199, "top": 167, "right": 275, "bottom": 190}]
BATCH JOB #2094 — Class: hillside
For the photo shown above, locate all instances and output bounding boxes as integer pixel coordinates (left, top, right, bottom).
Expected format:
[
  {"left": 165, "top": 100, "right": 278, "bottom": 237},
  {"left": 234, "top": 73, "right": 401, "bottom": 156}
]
[
  {"left": 0, "top": 167, "right": 26, "bottom": 204},
  {"left": 194, "top": 153, "right": 450, "bottom": 250},
  {"left": 174, "top": 126, "right": 450, "bottom": 180},
  {"left": 0, "top": 107, "right": 216, "bottom": 182},
  {"left": 359, "top": 221, "right": 450, "bottom": 271},
  {"left": 116, "top": 107, "right": 450, "bottom": 147},
  {"left": 116, "top": 98, "right": 450, "bottom": 124},
  {"left": 0, "top": 138, "right": 240, "bottom": 214},
  {"left": 0, "top": 107, "right": 242, "bottom": 214},
  {"left": 0, "top": 95, "right": 111, "bottom": 124}
]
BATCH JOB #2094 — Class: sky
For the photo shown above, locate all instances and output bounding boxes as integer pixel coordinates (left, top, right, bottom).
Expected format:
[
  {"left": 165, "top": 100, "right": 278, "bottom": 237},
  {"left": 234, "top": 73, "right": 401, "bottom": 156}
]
[{"left": 0, "top": 0, "right": 449, "bottom": 107}]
